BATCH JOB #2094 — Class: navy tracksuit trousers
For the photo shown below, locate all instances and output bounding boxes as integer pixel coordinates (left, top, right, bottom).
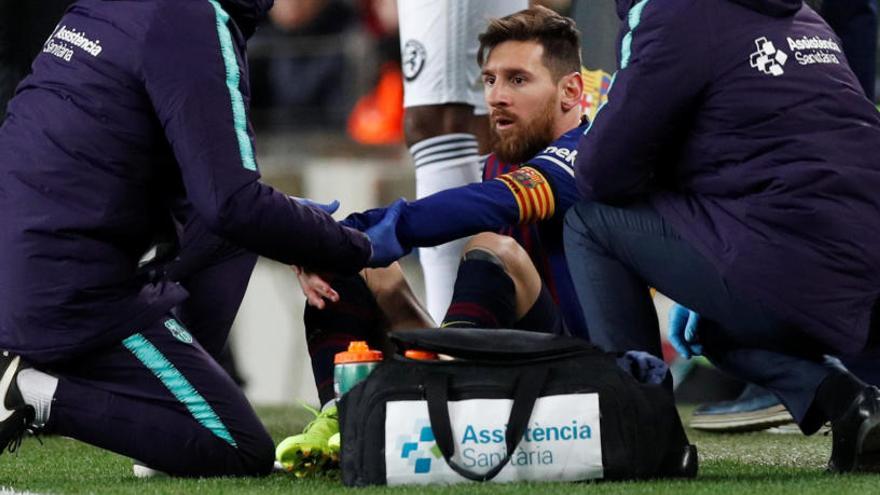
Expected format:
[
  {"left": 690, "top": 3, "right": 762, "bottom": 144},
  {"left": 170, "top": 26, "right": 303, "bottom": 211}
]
[
  {"left": 40, "top": 218, "right": 273, "bottom": 477},
  {"left": 563, "top": 201, "right": 874, "bottom": 434}
]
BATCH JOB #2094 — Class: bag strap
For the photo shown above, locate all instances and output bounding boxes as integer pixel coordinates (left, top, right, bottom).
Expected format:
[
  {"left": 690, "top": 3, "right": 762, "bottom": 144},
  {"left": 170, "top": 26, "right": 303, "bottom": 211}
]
[{"left": 425, "top": 367, "right": 549, "bottom": 482}]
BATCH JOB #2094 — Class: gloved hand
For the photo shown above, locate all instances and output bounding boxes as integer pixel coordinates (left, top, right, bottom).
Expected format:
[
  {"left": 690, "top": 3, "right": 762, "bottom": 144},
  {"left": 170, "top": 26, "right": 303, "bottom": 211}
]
[
  {"left": 291, "top": 196, "right": 340, "bottom": 215},
  {"left": 617, "top": 350, "right": 669, "bottom": 385},
  {"left": 340, "top": 207, "right": 388, "bottom": 231},
  {"left": 668, "top": 303, "right": 703, "bottom": 359},
  {"left": 364, "top": 198, "right": 410, "bottom": 267}
]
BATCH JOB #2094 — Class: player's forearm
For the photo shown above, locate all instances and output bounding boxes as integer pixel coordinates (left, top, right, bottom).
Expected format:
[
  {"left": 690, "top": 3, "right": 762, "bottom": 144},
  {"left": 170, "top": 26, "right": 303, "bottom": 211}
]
[{"left": 397, "top": 182, "right": 520, "bottom": 248}]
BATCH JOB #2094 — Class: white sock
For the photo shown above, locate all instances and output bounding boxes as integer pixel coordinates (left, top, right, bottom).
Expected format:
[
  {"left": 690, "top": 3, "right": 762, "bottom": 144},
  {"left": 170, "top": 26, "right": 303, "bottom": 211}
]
[
  {"left": 411, "top": 134, "right": 481, "bottom": 323},
  {"left": 16, "top": 369, "right": 58, "bottom": 428},
  {"left": 418, "top": 241, "right": 470, "bottom": 323}
]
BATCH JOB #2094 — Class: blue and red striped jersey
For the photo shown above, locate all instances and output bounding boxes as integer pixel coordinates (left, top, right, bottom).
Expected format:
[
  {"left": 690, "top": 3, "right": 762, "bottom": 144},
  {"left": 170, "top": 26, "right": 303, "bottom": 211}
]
[
  {"left": 483, "top": 125, "right": 588, "bottom": 337},
  {"left": 385, "top": 124, "right": 588, "bottom": 337}
]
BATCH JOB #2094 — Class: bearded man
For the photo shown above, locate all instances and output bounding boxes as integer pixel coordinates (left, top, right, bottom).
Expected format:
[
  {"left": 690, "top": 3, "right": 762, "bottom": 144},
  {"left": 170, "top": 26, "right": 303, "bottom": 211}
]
[{"left": 276, "top": 6, "right": 691, "bottom": 475}]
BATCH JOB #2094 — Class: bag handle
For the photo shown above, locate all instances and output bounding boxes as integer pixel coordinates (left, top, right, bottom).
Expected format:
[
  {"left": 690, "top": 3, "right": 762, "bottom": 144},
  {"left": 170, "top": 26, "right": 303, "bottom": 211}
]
[{"left": 425, "top": 368, "right": 549, "bottom": 482}]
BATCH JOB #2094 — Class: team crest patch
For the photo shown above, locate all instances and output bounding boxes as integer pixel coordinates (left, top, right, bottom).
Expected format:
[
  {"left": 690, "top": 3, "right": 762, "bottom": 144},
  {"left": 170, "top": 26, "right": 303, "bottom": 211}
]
[
  {"left": 402, "top": 39, "right": 427, "bottom": 82},
  {"left": 580, "top": 67, "right": 612, "bottom": 122},
  {"left": 165, "top": 318, "right": 193, "bottom": 344},
  {"left": 509, "top": 167, "right": 545, "bottom": 189},
  {"left": 496, "top": 167, "right": 555, "bottom": 223}
]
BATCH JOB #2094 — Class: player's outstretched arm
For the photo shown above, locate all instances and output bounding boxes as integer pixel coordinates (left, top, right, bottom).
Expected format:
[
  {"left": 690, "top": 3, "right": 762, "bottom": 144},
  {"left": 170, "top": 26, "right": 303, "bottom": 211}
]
[{"left": 395, "top": 180, "right": 523, "bottom": 247}]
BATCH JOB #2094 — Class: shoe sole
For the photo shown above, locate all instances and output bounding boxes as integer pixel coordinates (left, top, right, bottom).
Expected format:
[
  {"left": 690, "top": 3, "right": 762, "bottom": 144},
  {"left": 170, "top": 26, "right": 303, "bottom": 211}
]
[
  {"left": 278, "top": 449, "right": 338, "bottom": 478},
  {"left": 132, "top": 463, "right": 167, "bottom": 478},
  {"left": 690, "top": 405, "right": 795, "bottom": 432}
]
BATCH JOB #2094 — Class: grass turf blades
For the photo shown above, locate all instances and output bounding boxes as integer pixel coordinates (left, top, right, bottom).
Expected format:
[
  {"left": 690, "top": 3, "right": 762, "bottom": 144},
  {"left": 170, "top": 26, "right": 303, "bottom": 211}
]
[{"left": 0, "top": 405, "right": 877, "bottom": 494}]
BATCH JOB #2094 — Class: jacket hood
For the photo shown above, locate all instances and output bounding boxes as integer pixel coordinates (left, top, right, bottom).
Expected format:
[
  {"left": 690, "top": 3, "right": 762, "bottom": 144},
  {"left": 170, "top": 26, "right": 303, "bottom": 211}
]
[
  {"left": 218, "top": 0, "right": 274, "bottom": 38},
  {"left": 615, "top": 0, "right": 802, "bottom": 19},
  {"left": 727, "top": 0, "right": 802, "bottom": 17}
]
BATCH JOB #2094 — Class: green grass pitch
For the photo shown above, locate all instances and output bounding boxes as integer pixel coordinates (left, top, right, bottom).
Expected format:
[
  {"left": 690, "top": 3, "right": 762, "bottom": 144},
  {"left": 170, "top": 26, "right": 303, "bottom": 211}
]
[{"left": 1, "top": 405, "right": 878, "bottom": 495}]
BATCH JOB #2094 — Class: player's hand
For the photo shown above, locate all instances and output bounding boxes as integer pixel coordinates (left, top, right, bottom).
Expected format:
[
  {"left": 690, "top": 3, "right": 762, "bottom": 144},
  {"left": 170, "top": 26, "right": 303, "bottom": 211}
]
[
  {"left": 668, "top": 303, "right": 702, "bottom": 359},
  {"left": 340, "top": 207, "right": 388, "bottom": 232},
  {"left": 292, "top": 266, "right": 338, "bottom": 309},
  {"left": 291, "top": 196, "right": 340, "bottom": 215},
  {"left": 365, "top": 198, "right": 410, "bottom": 267}
]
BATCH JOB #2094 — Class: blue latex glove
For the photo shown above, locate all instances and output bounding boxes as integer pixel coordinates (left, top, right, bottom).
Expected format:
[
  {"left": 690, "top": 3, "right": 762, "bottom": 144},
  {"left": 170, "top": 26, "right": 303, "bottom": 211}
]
[
  {"left": 340, "top": 207, "right": 388, "bottom": 232},
  {"left": 365, "top": 198, "right": 410, "bottom": 267},
  {"left": 668, "top": 303, "right": 703, "bottom": 359},
  {"left": 291, "top": 196, "right": 340, "bottom": 215}
]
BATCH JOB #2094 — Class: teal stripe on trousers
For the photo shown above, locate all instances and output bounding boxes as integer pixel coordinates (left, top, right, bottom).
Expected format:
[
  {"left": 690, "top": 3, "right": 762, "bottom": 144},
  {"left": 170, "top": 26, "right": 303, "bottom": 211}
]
[{"left": 123, "top": 333, "right": 238, "bottom": 447}]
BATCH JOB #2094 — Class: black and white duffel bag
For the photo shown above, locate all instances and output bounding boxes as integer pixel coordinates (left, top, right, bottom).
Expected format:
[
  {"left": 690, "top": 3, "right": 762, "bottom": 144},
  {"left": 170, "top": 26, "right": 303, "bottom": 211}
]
[{"left": 338, "top": 327, "right": 697, "bottom": 486}]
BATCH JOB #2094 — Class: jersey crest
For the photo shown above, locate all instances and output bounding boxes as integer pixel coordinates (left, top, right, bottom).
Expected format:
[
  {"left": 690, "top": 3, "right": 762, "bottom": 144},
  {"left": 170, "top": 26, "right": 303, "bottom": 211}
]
[{"left": 580, "top": 67, "right": 612, "bottom": 122}]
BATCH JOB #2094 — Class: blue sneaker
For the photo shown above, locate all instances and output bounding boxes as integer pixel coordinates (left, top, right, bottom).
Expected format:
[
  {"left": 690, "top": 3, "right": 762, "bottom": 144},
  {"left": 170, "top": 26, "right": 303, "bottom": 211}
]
[{"left": 690, "top": 384, "right": 794, "bottom": 432}]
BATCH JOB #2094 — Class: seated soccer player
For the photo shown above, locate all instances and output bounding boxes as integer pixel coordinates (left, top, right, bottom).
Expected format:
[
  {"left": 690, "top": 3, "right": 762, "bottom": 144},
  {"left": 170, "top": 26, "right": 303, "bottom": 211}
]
[
  {"left": 396, "top": 0, "right": 528, "bottom": 324},
  {"left": 275, "top": 6, "right": 626, "bottom": 473}
]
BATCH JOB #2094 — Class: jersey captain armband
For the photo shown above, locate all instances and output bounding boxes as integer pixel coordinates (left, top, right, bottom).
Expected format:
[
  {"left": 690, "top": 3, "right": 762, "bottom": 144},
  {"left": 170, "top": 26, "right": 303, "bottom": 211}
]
[{"left": 494, "top": 166, "right": 556, "bottom": 224}]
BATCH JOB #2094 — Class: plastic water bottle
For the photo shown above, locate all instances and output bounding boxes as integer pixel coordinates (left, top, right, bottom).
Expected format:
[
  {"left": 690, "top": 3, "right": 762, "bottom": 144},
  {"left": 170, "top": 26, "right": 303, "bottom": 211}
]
[
  {"left": 334, "top": 341, "right": 383, "bottom": 399},
  {"left": 404, "top": 349, "right": 439, "bottom": 360}
]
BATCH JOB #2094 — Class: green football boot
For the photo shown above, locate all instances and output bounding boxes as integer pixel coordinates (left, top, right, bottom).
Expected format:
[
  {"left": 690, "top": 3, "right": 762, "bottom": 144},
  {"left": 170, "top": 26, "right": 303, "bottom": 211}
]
[
  {"left": 327, "top": 432, "right": 341, "bottom": 458},
  {"left": 275, "top": 405, "right": 340, "bottom": 477}
]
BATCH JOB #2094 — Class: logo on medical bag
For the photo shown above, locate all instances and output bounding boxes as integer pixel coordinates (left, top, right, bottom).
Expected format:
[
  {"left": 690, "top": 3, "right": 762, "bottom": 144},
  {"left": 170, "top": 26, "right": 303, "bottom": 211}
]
[
  {"left": 399, "top": 423, "right": 443, "bottom": 474},
  {"left": 750, "top": 37, "right": 788, "bottom": 77},
  {"left": 402, "top": 39, "right": 427, "bottom": 82},
  {"left": 165, "top": 318, "right": 193, "bottom": 344}
]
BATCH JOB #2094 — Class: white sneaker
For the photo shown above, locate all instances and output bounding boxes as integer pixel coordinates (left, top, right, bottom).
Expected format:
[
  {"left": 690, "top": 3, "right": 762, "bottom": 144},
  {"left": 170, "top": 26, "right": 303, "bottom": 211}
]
[
  {"left": 132, "top": 462, "right": 168, "bottom": 478},
  {"left": 0, "top": 351, "right": 34, "bottom": 455}
]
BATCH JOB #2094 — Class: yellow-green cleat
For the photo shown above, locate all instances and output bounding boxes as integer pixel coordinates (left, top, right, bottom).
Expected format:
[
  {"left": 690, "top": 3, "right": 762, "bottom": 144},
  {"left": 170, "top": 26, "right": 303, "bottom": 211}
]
[
  {"left": 275, "top": 405, "right": 340, "bottom": 478},
  {"left": 327, "top": 432, "right": 340, "bottom": 457}
]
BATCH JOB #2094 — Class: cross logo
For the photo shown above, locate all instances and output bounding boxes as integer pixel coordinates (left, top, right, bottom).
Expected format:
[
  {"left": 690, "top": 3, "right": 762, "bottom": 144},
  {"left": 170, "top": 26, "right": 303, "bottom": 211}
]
[
  {"left": 399, "top": 425, "right": 443, "bottom": 474},
  {"left": 750, "top": 37, "right": 788, "bottom": 77}
]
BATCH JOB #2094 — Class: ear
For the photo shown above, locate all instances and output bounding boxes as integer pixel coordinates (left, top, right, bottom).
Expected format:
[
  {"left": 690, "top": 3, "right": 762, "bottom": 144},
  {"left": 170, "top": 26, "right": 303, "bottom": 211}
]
[{"left": 559, "top": 71, "right": 584, "bottom": 113}]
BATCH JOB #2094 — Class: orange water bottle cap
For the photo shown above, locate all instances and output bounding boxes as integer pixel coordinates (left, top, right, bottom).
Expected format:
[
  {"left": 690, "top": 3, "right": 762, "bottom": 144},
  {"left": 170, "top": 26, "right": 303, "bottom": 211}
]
[
  {"left": 404, "top": 349, "right": 439, "bottom": 360},
  {"left": 334, "top": 341, "right": 383, "bottom": 364}
]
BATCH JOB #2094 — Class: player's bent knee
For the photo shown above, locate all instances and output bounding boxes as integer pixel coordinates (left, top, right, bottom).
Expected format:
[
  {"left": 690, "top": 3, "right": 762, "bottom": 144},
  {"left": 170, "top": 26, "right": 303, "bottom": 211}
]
[
  {"left": 464, "top": 233, "right": 526, "bottom": 270},
  {"left": 464, "top": 233, "right": 542, "bottom": 319}
]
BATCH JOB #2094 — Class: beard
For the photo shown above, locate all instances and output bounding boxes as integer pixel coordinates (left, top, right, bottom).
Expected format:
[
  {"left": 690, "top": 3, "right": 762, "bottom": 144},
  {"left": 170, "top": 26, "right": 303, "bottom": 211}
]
[{"left": 489, "top": 99, "right": 558, "bottom": 165}]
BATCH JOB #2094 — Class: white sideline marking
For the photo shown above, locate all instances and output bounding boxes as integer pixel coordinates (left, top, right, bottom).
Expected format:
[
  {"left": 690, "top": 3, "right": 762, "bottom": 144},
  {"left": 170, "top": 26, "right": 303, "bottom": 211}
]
[{"left": 0, "top": 487, "right": 49, "bottom": 495}]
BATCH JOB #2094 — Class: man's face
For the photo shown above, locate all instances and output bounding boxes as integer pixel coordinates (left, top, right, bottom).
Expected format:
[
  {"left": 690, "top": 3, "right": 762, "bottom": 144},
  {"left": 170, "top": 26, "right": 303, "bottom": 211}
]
[{"left": 482, "top": 40, "right": 560, "bottom": 165}]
